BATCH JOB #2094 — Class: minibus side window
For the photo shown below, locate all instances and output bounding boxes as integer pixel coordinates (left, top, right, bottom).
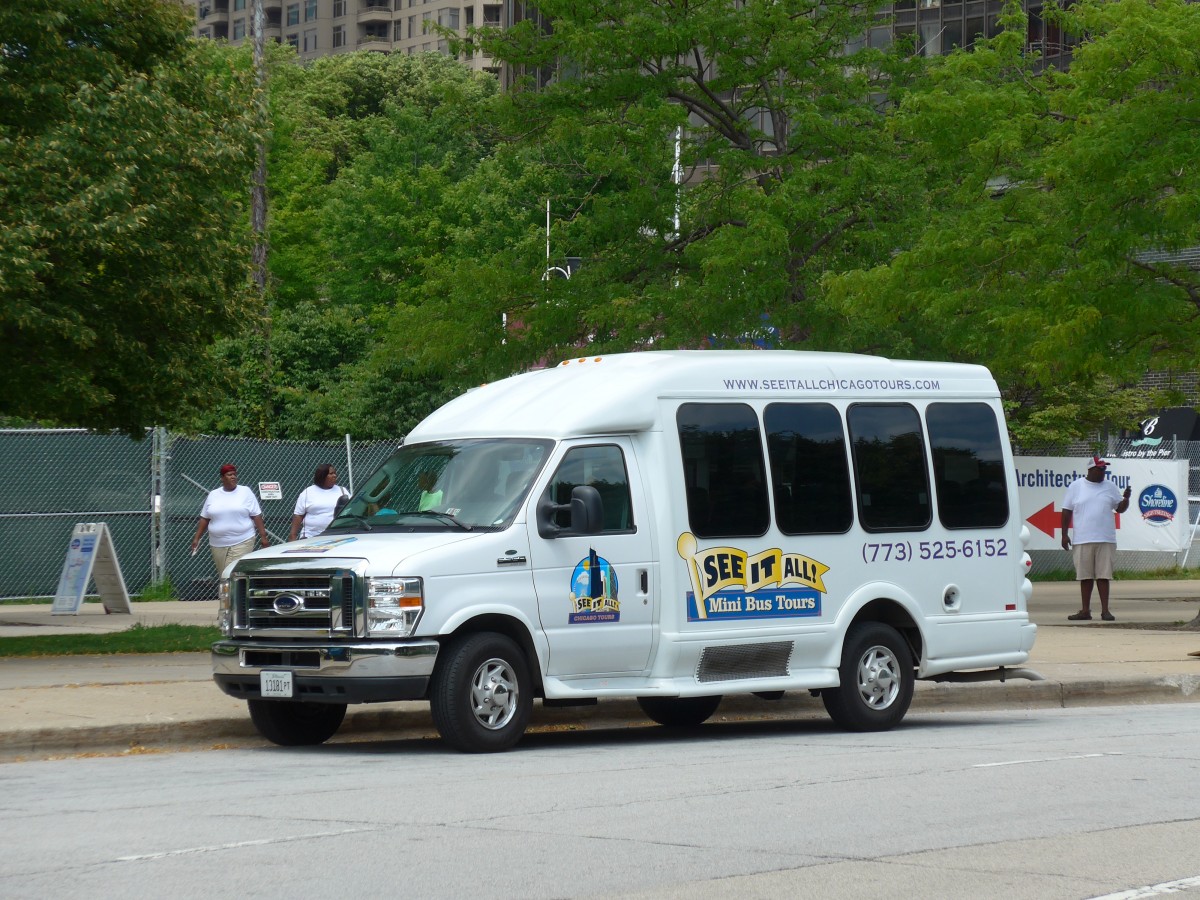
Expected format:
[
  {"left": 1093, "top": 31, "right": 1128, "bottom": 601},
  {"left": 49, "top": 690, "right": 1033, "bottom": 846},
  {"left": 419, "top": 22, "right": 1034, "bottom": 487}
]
[
  {"left": 677, "top": 403, "right": 769, "bottom": 538},
  {"left": 764, "top": 403, "right": 853, "bottom": 535},
  {"left": 847, "top": 404, "right": 931, "bottom": 532},
  {"left": 926, "top": 403, "right": 1010, "bottom": 529},
  {"left": 547, "top": 445, "right": 635, "bottom": 533}
]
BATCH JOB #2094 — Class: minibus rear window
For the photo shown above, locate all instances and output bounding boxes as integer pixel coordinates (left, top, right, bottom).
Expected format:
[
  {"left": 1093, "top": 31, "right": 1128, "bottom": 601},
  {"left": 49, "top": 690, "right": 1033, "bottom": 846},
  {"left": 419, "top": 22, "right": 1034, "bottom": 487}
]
[
  {"left": 926, "top": 403, "right": 1010, "bottom": 529},
  {"left": 677, "top": 403, "right": 770, "bottom": 538},
  {"left": 764, "top": 403, "right": 853, "bottom": 535},
  {"left": 847, "top": 404, "right": 932, "bottom": 532}
]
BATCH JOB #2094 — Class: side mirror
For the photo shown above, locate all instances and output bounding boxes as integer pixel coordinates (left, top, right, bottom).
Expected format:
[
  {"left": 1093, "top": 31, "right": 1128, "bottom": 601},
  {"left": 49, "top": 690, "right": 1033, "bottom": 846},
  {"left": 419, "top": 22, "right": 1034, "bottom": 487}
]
[{"left": 537, "top": 485, "right": 604, "bottom": 538}]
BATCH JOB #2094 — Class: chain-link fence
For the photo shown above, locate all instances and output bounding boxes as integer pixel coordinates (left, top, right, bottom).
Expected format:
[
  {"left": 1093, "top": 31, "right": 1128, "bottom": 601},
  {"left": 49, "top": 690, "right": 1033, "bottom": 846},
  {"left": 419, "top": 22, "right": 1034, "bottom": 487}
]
[
  {"left": 5, "top": 429, "right": 1198, "bottom": 599},
  {"left": 0, "top": 428, "right": 397, "bottom": 600},
  {"left": 1016, "top": 437, "right": 1200, "bottom": 576}
]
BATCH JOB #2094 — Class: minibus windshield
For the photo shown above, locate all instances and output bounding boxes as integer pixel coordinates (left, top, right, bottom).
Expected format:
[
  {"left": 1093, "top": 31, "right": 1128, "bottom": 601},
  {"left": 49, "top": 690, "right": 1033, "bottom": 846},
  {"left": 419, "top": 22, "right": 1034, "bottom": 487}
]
[{"left": 326, "top": 439, "right": 553, "bottom": 532}]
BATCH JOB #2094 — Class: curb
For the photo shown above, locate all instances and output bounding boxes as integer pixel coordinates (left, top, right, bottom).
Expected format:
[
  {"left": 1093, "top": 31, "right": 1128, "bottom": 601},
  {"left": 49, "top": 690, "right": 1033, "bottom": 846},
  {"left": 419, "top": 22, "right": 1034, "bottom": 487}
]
[{"left": 4, "top": 675, "right": 1200, "bottom": 761}]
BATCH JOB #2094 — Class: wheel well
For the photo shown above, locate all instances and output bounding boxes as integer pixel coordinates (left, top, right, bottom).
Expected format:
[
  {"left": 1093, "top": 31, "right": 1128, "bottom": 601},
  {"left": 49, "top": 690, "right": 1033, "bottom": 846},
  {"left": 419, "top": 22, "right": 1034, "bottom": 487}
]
[
  {"left": 851, "top": 598, "right": 922, "bottom": 665},
  {"left": 441, "top": 614, "right": 544, "bottom": 696}
]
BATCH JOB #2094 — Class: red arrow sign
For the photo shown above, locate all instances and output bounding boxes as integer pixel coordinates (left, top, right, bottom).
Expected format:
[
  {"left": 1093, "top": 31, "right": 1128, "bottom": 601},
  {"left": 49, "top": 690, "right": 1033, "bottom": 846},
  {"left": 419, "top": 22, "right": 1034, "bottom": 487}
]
[
  {"left": 1026, "top": 502, "right": 1123, "bottom": 538},
  {"left": 1027, "top": 502, "right": 1059, "bottom": 538}
]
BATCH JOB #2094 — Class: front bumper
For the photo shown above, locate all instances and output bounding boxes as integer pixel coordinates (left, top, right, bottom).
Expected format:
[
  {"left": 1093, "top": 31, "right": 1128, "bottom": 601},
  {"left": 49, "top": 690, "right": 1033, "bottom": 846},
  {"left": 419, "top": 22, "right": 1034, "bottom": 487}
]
[{"left": 212, "top": 638, "right": 439, "bottom": 704}]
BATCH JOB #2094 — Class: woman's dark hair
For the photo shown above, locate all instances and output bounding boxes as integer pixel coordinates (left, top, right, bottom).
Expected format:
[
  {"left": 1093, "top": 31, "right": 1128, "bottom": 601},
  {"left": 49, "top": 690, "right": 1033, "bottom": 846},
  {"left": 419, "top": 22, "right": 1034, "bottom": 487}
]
[{"left": 313, "top": 463, "right": 335, "bottom": 486}]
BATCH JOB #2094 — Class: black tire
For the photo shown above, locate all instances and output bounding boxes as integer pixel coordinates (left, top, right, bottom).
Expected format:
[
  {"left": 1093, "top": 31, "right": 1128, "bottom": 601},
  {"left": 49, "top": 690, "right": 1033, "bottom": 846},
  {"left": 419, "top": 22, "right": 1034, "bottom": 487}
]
[
  {"left": 636, "top": 695, "right": 722, "bottom": 728},
  {"left": 248, "top": 699, "right": 347, "bottom": 746},
  {"left": 822, "top": 622, "right": 914, "bottom": 732},
  {"left": 430, "top": 633, "right": 532, "bottom": 753}
]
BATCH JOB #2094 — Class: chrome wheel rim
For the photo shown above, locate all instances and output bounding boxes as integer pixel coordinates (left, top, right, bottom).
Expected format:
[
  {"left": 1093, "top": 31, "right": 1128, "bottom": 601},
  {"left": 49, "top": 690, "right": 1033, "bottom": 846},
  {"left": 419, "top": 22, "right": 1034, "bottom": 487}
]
[
  {"left": 471, "top": 657, "right": 518, "bottom": 730},
  {"left": 856, "top": 645, "right": 901, "bottom": 710}
]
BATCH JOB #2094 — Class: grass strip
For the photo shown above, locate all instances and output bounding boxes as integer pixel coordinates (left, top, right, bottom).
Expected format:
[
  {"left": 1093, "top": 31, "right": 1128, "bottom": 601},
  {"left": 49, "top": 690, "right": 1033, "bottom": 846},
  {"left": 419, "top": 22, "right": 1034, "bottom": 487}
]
[{"left": 0, "top": 623, "right": 219, "bottom": 658}]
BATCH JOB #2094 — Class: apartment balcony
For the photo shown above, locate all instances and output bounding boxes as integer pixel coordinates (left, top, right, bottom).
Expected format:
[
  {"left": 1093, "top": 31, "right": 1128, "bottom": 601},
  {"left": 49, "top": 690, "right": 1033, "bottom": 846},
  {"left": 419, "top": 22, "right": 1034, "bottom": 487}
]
[
  {"left": 357, "top": 33, "right": 392, "bottom": 51},
  {"left": 197, "top": 1, "right": 228, "bottom": 21},
  {"left": 358, "top": 1, "right": 392, "bottom": 24}
]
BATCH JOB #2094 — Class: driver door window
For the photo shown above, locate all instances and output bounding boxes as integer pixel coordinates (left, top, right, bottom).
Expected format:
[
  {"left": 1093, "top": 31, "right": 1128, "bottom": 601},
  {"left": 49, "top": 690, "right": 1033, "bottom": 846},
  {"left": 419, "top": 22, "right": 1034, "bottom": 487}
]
[{"left": 547, "top": 445, "right": 635, "bottom": 533}]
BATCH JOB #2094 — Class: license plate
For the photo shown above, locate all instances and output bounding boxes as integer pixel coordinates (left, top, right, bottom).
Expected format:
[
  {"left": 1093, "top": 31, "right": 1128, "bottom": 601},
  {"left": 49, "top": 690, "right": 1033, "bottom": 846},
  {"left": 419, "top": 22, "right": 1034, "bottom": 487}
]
[{"left": 260, "top": 670, "right": 294, "bottom": 698}]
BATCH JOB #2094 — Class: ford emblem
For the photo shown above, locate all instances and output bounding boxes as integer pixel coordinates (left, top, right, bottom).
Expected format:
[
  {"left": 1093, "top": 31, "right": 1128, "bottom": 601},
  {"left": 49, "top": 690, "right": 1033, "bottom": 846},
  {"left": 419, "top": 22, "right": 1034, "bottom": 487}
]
[{"left": 272, "top": 593, "right": 304, "bottom": 615}]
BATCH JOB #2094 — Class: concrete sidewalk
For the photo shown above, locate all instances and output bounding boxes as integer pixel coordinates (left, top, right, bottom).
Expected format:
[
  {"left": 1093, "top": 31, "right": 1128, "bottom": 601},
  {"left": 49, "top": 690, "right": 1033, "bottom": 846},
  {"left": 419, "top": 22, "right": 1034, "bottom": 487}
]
[{"left": 1, "top": 582, "right": 1199, "bottom": 760}]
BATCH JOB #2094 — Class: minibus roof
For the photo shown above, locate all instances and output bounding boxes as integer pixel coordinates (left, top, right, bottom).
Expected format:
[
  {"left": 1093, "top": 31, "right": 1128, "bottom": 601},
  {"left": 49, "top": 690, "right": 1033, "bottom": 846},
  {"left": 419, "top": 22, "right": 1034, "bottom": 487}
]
[{"left": 405, "top": 350, "right": 999, "bottom": 441}]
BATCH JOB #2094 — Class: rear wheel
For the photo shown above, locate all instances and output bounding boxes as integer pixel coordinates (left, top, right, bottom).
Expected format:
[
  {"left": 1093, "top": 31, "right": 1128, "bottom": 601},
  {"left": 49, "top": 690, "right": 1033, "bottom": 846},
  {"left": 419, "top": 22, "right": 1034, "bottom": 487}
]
[
  {"left": 636, "top": 695, "right": 722, "bottom": 727},
  {"left": 430, "top": 633, "right": 532, "bottom": 753},
  {"left": 822, "top": 622, "right": 913, "bottom": 732},
  {"left": 248, "top": 699, "right": 347, "bottom": 746}
]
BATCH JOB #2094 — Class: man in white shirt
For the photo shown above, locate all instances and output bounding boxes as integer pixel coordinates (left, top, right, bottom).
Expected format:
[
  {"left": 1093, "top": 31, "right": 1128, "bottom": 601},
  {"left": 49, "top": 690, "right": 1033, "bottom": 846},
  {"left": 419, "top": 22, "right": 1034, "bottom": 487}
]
[{"left": 1060, "top": 455, "right": 1132, "bottom": 621}]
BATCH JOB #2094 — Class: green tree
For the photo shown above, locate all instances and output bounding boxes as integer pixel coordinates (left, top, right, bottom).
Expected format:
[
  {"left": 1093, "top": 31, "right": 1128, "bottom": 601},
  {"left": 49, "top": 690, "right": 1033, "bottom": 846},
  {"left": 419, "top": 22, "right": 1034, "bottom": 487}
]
[
  {"left": 824, "top": 0, "right": 1200, "bottom": 442},
  {"left": 415, "top": 0, "right": 928, "bottom": 374},
  {"left": 183, "top": 51, "right": 499, "bottom": 438},
  {"left": 0, "top": 0, "right": 257, "bottom": 436}
]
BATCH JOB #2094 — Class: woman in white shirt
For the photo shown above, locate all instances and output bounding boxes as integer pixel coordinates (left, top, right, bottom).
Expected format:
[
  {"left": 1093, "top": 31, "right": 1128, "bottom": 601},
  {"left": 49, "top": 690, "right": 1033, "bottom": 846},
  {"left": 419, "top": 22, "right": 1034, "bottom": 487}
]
[
  {"left": 191, "top": 464, "right": 269, "bottom": 575},
  {"left": 289, "top": 463, "right": 349, "bottom": 541}
]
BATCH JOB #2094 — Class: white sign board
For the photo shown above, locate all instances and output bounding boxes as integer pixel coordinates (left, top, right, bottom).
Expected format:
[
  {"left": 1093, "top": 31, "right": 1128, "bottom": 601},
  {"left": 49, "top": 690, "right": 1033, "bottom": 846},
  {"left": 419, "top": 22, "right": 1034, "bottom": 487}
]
[
  {"left": 51, "top": 522, "right": 132, "bottom": 615},
  {"left": 1015, "top": 457, "right": 1190, "bottom": 552},
  {"left": 258, "top": 481, "right": 283, "bottom": 500}
]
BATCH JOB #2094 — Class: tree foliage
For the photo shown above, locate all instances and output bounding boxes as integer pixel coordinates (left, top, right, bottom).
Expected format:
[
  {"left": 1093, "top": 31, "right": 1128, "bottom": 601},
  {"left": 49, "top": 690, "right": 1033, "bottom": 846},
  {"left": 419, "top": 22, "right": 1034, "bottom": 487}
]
[
  {"left": 15, "top": 0, "right": 1194, "bottom": 446},
  {"left": 180, "top": 51, "right": 498, "bottom": 439},
  {"left": 0, "top": 0, "right": 258, "bottom": 435},
  {"left": 441, "top": 0, "right": 926, "bottom": 370},
  {"left": 823, "top": 0, "right": 1200, "bottom": 442}
]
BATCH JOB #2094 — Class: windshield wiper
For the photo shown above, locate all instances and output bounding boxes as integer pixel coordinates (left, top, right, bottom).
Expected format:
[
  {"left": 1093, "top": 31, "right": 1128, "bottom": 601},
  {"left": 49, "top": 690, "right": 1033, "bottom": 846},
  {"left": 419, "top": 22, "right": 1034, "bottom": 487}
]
[
  {"left": 405, "top": 510, "right": 473, "bottom": 531},
  {"left": 333, "top": 514, "right": 372, "bottom": 532}
]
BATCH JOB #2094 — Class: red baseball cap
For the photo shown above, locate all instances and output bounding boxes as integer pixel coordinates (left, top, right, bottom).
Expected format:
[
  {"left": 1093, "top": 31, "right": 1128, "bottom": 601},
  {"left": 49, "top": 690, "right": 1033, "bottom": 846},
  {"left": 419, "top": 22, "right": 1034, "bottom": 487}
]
[
  {"left": 219, "top": 464, "right": 237, "bottom": 476},
  {"left": 1088, "top": 455, "right": 1109, "bottom": 469}
]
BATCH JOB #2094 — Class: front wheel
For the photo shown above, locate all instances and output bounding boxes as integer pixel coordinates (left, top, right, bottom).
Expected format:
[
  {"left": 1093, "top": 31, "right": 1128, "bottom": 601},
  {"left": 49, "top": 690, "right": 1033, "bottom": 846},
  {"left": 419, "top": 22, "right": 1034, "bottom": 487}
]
[
  {"left": 248, "top": 699, "right": 347, "bottom": 746},
  {"left": 430, "top": 633, "right": 532, "bottom": 753},
  {"left": 822, "top": 622, "right": 914, "bottom": 732},
  {"left": 636, "top": 695, "right": 722, "bottom": 728}
]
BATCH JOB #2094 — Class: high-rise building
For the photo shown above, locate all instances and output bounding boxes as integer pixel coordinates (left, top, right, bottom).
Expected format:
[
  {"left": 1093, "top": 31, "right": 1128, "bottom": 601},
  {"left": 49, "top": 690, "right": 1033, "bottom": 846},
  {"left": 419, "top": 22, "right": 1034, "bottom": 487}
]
[
  {"left": 188, "top": 0, "right": 514, "bottom": 74},
  {"left": 189, "top": 1, "right": 1080, "bottom": 79}
]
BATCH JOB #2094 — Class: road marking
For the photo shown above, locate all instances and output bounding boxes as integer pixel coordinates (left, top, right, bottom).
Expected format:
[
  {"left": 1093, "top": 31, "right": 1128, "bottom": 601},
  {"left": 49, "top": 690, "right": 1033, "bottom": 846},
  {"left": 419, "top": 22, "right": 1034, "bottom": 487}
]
[
  {"left": 973, "top": 752, "right": 1121, "bottom": 768},
  {"left": 116, "top": 827, "right": 372, "bottom": 862},
  {"left": 1088, "top": 874, "right": 1200, "bottom": 899}
]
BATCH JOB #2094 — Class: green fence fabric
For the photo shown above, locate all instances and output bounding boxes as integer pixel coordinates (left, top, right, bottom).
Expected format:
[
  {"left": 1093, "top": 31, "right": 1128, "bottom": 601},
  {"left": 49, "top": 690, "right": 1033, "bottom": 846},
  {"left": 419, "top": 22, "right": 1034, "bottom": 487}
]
[
  {"left": 0, "top": 429, "right": 396, "bottom": 599},
  {"left": 0, "top": 430, "right": 152, "bottom": 600},
  {"left": 163, "top": 435, "right": 395, "bottom": 600}
]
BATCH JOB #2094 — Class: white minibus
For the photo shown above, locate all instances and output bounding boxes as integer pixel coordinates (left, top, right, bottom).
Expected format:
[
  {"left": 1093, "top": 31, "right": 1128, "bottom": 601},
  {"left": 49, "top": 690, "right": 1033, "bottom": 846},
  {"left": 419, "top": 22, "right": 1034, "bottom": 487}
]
[{"left": 213, "top": 350, "right": 1036, "bottom": 751}]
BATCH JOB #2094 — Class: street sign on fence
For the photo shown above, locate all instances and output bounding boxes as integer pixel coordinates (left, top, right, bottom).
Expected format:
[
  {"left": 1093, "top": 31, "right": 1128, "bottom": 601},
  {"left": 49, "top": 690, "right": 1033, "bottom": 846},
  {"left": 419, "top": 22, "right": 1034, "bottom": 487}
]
[{"left": 51, "top": 522, "right": 132, "bottom": 615}]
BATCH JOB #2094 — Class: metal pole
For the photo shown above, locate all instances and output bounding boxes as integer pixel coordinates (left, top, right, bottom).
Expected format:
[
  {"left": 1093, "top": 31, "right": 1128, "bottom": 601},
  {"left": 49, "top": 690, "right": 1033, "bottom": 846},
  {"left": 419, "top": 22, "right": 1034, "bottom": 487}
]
[
  {"left": 152, "top": 427, "right": 167, "bottom": 586},
  {"left": 251, "top": 0, "right": 273, "bottom": 436},
  {"left": 344, "top": 433, "right": 355, "bottom": 495}
]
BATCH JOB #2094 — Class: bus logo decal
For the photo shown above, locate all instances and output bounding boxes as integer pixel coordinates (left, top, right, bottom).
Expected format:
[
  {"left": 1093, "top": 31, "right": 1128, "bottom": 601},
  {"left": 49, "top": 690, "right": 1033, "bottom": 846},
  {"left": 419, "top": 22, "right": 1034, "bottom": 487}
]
[{"left": 677, "top": 532, "right": 829, "bottom": 622}]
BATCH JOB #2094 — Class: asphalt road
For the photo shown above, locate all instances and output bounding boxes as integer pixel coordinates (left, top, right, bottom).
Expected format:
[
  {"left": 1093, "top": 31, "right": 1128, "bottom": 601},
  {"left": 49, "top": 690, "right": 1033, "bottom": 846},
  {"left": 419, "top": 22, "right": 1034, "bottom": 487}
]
[{"left": 2, "top": 703, "right": 1198, "bottom": 899}]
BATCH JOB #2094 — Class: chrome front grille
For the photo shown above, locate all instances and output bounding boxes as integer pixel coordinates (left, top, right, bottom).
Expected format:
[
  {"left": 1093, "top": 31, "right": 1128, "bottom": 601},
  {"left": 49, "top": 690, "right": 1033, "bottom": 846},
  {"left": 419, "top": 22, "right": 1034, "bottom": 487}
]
[
  {"left": 245, "top": 574, "right": 331, "bottom": 630},
  {"left": 232, "top": 573, "right": 350, "bottom": 635},
  {"left": 230, "top": 558, "right": 365, "bottom": 637}
]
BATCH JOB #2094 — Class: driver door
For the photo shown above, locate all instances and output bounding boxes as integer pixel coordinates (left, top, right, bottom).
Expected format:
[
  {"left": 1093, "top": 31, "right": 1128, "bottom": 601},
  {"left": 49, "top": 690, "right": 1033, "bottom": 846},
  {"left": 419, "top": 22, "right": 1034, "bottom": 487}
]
[{"left": 529, "top": 439, "right": 655, "bottom": 677}]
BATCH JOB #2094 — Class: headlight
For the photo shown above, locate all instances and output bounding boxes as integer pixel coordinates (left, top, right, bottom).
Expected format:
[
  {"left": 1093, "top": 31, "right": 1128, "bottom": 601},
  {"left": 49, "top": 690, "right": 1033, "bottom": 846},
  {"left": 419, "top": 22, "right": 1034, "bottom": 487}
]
[
  {"left": 366, "top": 576, "right": 423, "bottom": 635},
  {"left": 218, "top": 578, "right": 232, "bottom": 636}
]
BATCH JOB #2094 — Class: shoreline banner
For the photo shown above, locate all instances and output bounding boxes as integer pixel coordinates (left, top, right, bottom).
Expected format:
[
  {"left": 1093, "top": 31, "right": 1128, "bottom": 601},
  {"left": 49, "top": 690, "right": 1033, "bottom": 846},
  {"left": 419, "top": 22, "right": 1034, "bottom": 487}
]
[{"left": 1015, "top": 457, "right": 1190, "bottom": 552}]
